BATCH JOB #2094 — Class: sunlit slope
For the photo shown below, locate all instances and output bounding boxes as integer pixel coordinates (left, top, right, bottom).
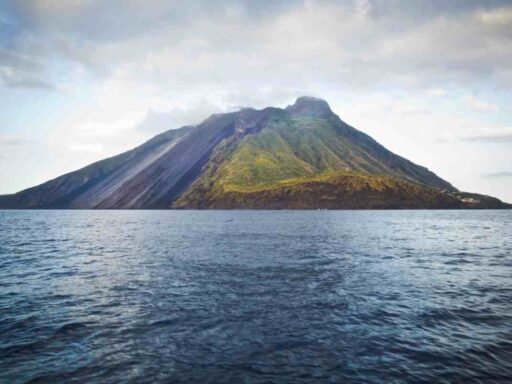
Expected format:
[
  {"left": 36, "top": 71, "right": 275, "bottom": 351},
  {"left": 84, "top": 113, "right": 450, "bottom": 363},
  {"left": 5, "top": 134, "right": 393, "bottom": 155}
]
[
  {"left": 174, "top": 170, "right": 469, "bottom": 209},
  {"left": 173, "top": 98, "right": 459, "bottom": 208}
]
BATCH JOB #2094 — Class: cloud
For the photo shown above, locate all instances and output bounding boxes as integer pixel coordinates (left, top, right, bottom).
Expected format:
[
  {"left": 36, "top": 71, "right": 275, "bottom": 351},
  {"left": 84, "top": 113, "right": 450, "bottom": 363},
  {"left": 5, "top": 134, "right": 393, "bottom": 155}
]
[
  {"left": 68, "top": 142, "right": 104, "bottom": 153},
  {"left": 463, "top": 95, "right": 499, "bottom": 112},
  {"left": 0, "top": 51, "right": 55, "bottom": 90},
  {"left": 136, "top": 100, "right": 223, "bottom": 134},
  {"left": 462, "top": 133, "right": 512, "bottom": 143},
  {"left": 2, "top": 0, "right": 512, "bottom": 96},
  {"left": 483, "top": 171, "right": 512, "bottom": 178},
  {"left": 0, "top": 134, "right": 30, "bottom": 146},
  {"left": 426, "top": 88, "right": 446, "bottom": 97},
  {"left": 458, "top": 125, "right": 512, "bottom": 143},
  {"left": 33, "top": 0, "right": 92, "bottom": 11},
  {"left": 480, "top": 5, "right": 512, "bottom": 26},
  {"left": 1, "top": 75, "right": 55, "bottom": 90}
]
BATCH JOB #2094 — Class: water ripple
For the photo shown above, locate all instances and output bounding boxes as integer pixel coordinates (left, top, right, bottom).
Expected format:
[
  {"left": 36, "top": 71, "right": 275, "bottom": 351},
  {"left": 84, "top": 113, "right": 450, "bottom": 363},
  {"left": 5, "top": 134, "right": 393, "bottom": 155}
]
[{"left": 0, "top": 210, "right": 511, "bottom": 383}]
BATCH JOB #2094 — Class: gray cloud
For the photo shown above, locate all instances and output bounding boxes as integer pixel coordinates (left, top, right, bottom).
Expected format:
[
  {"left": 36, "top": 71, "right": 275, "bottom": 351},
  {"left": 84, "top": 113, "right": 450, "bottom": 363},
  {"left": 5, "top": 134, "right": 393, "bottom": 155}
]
[
  {"left": 1, "top": 0, "right": 511, "bottom": 95},
  {"left": 2, "top": 75, "right": 55, "bottom": 90},
  {"left": 0, "top": 0, "right": 299, "bottom": 49},
  {"left": 0, "top": 50, "right": 55, "bottom": 90},
  {"left": 483, "top": 171, "right": 512, "bottom": 178},
  {"left": 462, "top": 133, "right": 512, "bottom": 143},
  {"left": 0, "top": 134, "right": 30, "bottom": 146}
]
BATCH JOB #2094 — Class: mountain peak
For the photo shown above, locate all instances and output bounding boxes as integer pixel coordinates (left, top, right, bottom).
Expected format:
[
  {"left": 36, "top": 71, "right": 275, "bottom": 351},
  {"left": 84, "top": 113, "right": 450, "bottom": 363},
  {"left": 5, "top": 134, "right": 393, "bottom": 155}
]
[{"left": 286, "top": 96, "right": 333, "bottom": 117}]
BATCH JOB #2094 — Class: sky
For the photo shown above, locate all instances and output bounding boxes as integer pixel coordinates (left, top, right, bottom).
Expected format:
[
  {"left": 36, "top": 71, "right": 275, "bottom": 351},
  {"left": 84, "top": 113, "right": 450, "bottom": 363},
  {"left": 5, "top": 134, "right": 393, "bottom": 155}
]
[{"left": 0, "top": 0, "right": 511, "bottom": 202}]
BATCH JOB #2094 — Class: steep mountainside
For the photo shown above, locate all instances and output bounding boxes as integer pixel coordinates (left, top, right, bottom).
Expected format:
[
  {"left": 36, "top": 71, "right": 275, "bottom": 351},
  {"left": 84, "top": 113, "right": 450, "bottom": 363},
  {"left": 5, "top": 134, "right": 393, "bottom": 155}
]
[
  {"left": 0, "top": 113, "right": 238, "bottom": 209},
  {"left": 0, "top": 97, "right": 509, "bottom": 209}
]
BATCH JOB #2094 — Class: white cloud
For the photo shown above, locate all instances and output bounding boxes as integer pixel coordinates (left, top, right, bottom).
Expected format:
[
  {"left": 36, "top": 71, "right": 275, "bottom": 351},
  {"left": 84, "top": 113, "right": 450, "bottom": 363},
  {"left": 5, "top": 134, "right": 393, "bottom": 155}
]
[
  {"left": 0, "top": 134, "right": 30, "bottom": 145},
  {"left": 426, "top": 88, "right": 446, "bottom": 97},
  {"left": 463, "top": 96, "right": 499, "bottom": 112},
  {"left": 137, "top": 100, "right": 223, "bottom": 133},
  {"left": 480, "top": 5, "right": 512, "bottom": 26},
  {"left": 69, "top": 142, "right": 104, "bottom": 153}
]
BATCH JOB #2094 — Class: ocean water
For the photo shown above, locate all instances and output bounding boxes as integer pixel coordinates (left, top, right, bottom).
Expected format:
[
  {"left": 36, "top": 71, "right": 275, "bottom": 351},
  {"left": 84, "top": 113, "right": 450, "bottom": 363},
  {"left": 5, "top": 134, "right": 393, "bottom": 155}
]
[{"left": 0, "top": 210, "right": 511, "bottom": 383}]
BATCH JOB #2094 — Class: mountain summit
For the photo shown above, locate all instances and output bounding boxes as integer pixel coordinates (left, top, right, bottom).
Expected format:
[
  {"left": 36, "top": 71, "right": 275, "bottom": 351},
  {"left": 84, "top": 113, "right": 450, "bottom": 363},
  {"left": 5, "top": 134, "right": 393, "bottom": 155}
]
[
  {"left": 285, "top": 96, "right": 333, "bottom": 117},
  {"left": 0, "top": 97, "right": 509, "bottom": 209}
]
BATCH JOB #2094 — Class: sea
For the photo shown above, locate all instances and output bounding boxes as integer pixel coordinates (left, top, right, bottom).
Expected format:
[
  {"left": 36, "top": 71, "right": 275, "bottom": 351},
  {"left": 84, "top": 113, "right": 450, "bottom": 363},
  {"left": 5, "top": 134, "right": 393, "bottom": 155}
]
[{"left": 1, "top": 210, "right": 511, "bottom": 383}]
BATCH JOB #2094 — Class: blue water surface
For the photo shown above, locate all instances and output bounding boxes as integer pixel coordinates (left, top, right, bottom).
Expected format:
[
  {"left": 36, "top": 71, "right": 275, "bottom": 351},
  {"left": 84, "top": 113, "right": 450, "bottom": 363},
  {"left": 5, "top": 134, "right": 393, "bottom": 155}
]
[{"left": 0, "top": 210, "right": 511, "bottom": 383}]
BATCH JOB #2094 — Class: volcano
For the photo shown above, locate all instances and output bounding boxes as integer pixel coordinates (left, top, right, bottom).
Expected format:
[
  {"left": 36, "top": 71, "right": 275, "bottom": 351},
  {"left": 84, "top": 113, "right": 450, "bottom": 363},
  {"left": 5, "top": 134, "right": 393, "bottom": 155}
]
[{"left": 1, "top": 97, "right": 509, "bottom": 209}]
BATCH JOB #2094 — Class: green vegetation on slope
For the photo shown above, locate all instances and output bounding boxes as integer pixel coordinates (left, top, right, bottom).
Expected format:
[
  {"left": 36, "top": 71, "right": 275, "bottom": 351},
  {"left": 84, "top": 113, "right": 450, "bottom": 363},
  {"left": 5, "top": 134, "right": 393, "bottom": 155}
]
[
  {"left": 173, "top": 170, "right": 458, "bottom": 209},
  {"left": 173, "top": 112, "right": 452, "bottom": 208},
  {"left": 216, "top": 116, "right": 392, "bottom": 188}
]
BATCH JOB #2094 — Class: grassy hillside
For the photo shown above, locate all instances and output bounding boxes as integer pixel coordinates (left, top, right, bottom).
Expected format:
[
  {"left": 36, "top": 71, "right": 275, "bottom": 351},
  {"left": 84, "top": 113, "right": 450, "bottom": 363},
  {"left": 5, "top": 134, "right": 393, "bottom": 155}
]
[
  {"left": 173, "top": 111, "right": 455, "bottom": 208},
  {"left": 173, "top": 170, "right": 452, "bottom": 209},
  {"left": 211, "top": 116, "right": 431, "bottom": 188}
]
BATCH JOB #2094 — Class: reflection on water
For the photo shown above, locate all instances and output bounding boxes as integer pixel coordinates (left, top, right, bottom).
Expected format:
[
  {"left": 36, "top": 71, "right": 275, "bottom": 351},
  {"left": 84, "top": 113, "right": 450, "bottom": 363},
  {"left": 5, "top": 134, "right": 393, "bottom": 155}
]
[{"left": 1, "top": 210, "right": 511, "bottom": 383}]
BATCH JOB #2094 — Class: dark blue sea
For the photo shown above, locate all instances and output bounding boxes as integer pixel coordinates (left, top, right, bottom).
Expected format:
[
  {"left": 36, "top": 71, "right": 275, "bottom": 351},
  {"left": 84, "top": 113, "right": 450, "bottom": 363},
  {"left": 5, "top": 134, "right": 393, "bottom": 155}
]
[{"left": 1, "top": 210, "right": 511, "bottom": 383}]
